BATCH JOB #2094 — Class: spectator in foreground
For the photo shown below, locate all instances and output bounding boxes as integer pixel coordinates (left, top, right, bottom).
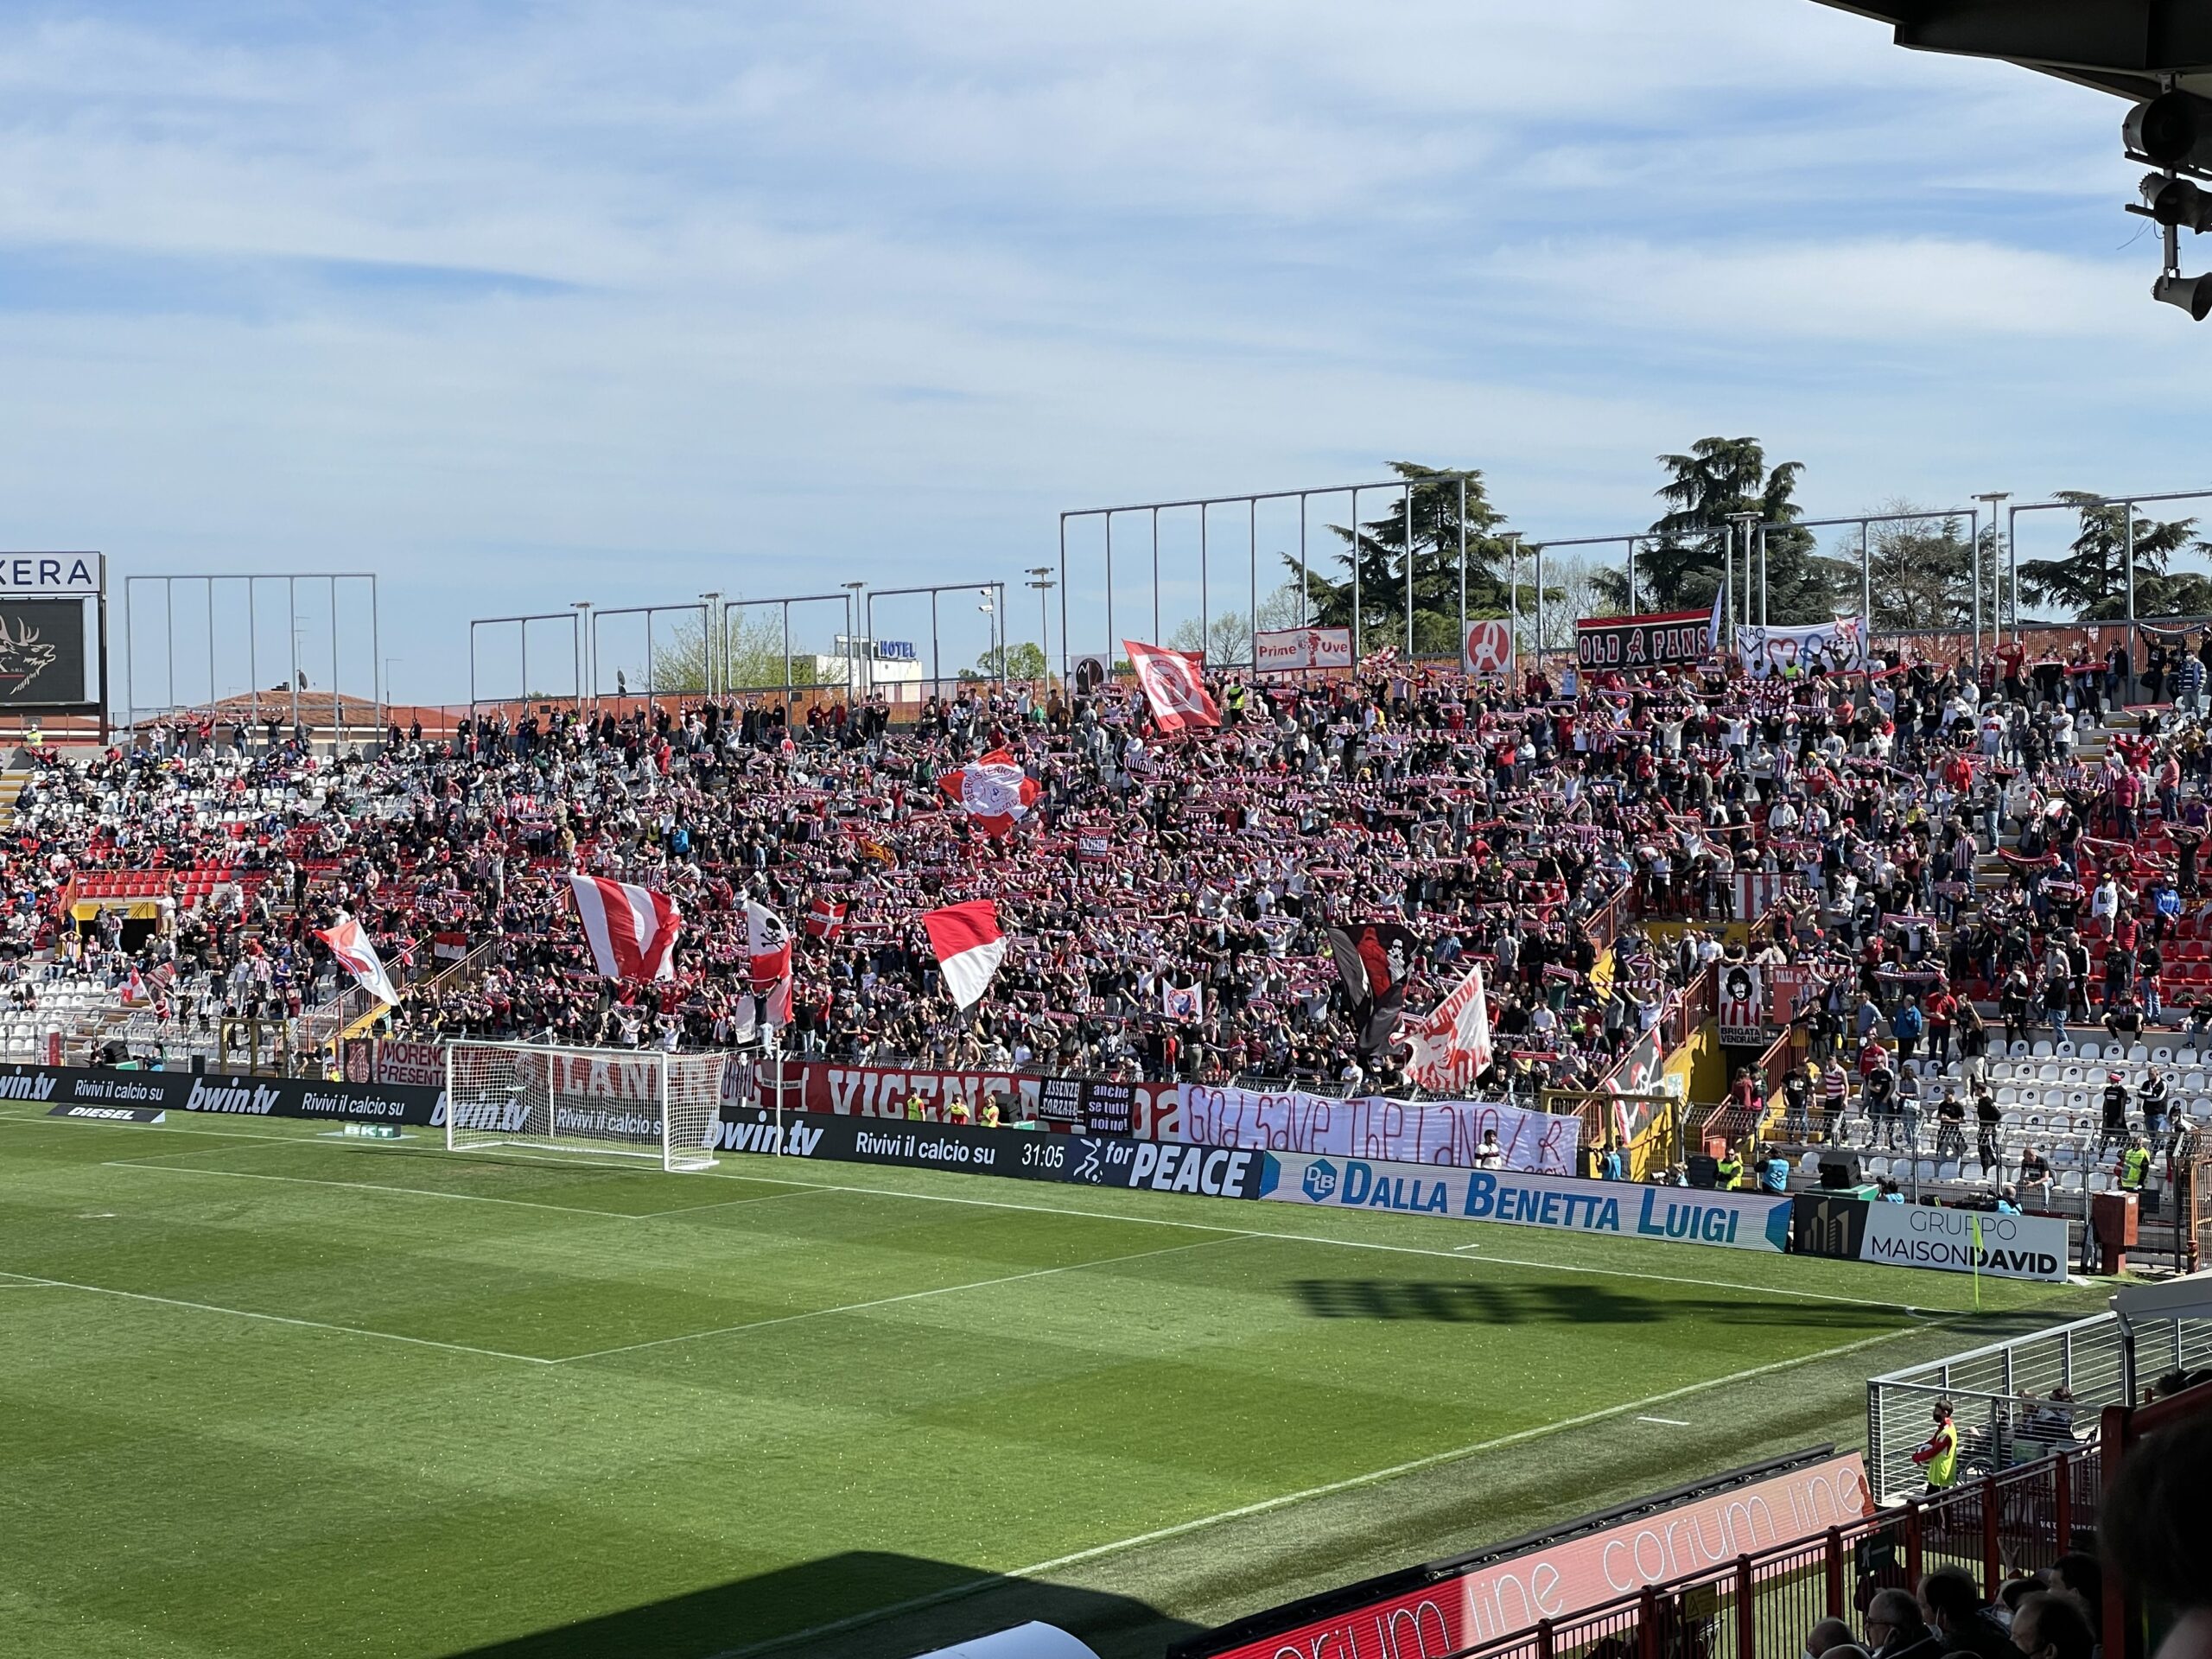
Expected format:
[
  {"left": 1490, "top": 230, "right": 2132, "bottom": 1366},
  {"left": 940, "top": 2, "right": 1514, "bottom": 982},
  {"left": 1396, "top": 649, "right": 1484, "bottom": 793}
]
[
  {"left": 2101, "top": 1414, "right": 2212, "bottom": 1659},
  {"left": 1919, "top": 1566, "right": 2011, "bottom": 1659},
  {"left": 1864, "top": 1588, "right": 1944, "bottom": 1659},
  {"left": 1804, "top": 1618, "right": 1855, "bottom": 1659},
  {"left": 2007, "top": 1592, "right": 2095, "bottom": 1659}
]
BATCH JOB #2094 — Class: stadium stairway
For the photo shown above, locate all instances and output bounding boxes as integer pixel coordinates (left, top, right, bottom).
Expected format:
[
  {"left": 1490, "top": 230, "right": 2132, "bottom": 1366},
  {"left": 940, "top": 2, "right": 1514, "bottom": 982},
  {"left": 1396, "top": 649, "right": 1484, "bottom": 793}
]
[
  {"left": 1971, "top": 709, "right": 2126, "bottom": 896},
  {"left": 0, "top": 766, "right": 29, "bottom": 831}
]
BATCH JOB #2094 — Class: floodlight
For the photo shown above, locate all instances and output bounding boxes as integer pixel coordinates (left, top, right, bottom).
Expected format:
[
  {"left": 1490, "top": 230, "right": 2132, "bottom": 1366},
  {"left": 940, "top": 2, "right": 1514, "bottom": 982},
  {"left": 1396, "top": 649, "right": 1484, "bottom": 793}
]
[
  {"left": 2140, "top": 172, "right": 2212, "bottom": 232},
  {"left": 2153, "top": 270, "right": 2212, "bottom": 321},
  {"left": 2126, "top": 91, "right": 2212, "bottom": 171}
]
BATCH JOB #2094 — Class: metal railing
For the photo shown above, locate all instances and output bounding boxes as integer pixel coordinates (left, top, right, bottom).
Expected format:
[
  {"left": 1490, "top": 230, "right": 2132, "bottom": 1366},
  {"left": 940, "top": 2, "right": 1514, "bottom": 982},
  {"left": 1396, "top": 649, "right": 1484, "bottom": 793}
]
[
  {"left": 1866, "top": 1311, "right": 2212, "bottom": 1499},
  {"left": 1446, "top": 1446, "right": 2099, "bottom": 1659}
]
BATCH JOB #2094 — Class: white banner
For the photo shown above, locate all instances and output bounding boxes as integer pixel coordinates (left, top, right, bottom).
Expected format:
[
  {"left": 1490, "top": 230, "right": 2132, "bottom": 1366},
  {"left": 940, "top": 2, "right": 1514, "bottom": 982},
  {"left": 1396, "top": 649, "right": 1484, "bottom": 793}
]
[
  {"left": 1716, "top": 961, "right": 1764, "bottom": 1045},
  {"left": 1737, "top": 616, "right": 1871, "bottom": 680},
  {"left": 1462, "top": 619, "right": 1514, "bottom": 677},
  {"left": 1179, "top": 1084, "right": 1574, "bottom": 1173},
  {"left": 1858, "top": 1203, "right": 2069, "bottom": 1282},
  {"left": 1258, "top": 1152, "right": 1794, "bottom": 1252},
  {"left": 1254, "top": 626, "right": 1352, "bottom": 673}
]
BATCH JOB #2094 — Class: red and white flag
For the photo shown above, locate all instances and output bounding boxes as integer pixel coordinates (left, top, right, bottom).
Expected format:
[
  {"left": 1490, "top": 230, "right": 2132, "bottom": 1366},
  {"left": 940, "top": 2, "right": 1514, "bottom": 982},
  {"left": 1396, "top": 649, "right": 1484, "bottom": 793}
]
[
  {"left": 1405, "top": 964, "right": 1493, "bottom": 1093},
  {"left": 567, "top": 874, "right": 681, "bottom": 982},
  {"left": 744, "top": 899, "right": 793, "bottom": 1025},
  {"left": 1123, "top": 639, "right": 1220, "bottom": 733},
  {"left": 804, "top": 896, "right": 848, "bottom": 940},
  {"left": 922, "top": 899, "right": 1006, "bottom": 1010},
  {"left": 938, "top": 748, "right": 1040, "bottom": 838},
  {"left": 315, "top": 910, "right": 403, "bottom": 1005}
]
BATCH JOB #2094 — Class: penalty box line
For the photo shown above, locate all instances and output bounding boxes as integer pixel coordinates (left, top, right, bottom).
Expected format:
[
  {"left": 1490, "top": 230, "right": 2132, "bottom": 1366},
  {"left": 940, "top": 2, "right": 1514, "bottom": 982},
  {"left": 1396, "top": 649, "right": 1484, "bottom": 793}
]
[
  {"left": 0, "top": 1268, "right": 557, "bottom": 1365},
  {"left": 0, "top": 1235, "right": 1245, "bottom": 1371},
  {"left": 718, "top": 1319, "right": 1955, "bottom": 1659}
]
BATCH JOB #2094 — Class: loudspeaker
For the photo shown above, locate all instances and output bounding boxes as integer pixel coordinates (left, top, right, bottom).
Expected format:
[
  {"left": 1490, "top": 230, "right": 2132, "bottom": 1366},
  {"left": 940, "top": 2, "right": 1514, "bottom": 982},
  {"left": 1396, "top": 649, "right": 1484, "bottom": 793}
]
[
  {"left": 1819, "top": 1156, "right": 1861, "bottom": 1189},
  {"left": 1687, "top": 1154, "right": 1719, "bottom": 1189}
]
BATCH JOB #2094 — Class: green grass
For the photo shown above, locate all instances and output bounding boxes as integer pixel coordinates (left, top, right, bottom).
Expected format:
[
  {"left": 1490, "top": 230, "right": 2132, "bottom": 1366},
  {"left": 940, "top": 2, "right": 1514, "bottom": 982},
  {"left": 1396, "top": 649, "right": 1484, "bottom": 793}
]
[{"left": 0, "top": 1110, "right": 2101, "bottom": 1659}]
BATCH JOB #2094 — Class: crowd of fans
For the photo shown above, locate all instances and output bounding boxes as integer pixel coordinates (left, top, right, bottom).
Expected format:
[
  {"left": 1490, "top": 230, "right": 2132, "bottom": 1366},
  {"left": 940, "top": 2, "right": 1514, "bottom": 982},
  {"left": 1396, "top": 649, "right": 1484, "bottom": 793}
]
[{"left": 15, "top": 627, "right": 2212, "bottom": 1133}]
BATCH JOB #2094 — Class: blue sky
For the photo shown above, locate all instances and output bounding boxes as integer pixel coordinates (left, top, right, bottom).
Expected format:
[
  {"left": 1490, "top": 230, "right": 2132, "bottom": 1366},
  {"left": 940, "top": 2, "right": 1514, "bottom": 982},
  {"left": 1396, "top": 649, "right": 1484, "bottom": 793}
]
[{"left": 1, "top": 1, "right": 2205, "bottom": 706}]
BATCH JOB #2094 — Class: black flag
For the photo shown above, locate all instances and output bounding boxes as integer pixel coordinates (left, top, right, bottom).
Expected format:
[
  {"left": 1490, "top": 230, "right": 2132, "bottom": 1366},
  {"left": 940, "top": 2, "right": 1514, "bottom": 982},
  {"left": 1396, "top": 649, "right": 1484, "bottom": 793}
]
[{"left": 1325, "top": 921, "right": 1421, "bottom": 1062}]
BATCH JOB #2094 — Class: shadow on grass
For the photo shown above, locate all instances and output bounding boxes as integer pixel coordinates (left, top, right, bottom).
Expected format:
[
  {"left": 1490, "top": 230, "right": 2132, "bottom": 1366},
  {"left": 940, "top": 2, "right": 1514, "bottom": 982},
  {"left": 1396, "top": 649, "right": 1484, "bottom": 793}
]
[
  {"left": 440, "top": 1548, "right": 1200, "bottom": 1659},
  {"left": 1289, "top": 1279, "right": 1914, "bottom": 1325}
]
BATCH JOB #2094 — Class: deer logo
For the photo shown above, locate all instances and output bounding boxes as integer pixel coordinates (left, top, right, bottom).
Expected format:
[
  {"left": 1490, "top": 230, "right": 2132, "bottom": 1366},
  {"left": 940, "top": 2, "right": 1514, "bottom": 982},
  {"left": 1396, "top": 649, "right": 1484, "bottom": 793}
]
[{"left": 0, "top": 615, "right": 60, "bottom": 696}]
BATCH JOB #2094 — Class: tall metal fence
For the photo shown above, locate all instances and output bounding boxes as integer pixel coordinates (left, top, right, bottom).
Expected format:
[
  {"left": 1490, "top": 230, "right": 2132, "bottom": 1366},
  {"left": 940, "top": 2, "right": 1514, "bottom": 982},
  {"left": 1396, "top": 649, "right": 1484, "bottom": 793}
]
[{"left": 1865, "top": 1311, "right": 2212, "bottom": 1498}]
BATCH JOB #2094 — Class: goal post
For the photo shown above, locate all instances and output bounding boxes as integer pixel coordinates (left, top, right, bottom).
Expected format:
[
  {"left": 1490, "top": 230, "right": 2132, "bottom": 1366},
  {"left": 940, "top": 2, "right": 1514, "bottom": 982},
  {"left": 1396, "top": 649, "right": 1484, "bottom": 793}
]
[{"left": 443, "top": 1041, "right": 730, "bottom": 1173}]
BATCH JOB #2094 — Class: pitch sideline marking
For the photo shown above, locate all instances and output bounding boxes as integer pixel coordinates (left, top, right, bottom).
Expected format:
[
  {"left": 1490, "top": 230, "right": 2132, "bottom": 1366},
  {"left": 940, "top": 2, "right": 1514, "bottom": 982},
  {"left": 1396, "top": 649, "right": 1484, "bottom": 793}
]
[
  {"left": 7, "top": 1110, "right": 1955, "bottom": 1313},
  {"left": 715, "top": 1320, "right": 1952, "bottom": 1658},
  {"left": 550, "top": 1236, "right": 1243, "bottom": 1363},
  {"left": 0, "top": 1269, "right": 556, "bottom": 1365}
]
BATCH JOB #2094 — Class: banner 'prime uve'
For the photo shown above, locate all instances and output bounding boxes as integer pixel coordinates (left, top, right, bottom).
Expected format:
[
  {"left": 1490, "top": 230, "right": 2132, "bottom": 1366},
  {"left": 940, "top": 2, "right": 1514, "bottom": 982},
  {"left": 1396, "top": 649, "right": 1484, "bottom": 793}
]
[
  {"left": 1258, "top": 1151, "right": 1794, "bottom": 1253},
  {"left": 1181, "top": 1085, "right": 1576, "bottom": 1174},
  {"left": 1573, "top": 609, "right": 1708, "bottom": 672}
]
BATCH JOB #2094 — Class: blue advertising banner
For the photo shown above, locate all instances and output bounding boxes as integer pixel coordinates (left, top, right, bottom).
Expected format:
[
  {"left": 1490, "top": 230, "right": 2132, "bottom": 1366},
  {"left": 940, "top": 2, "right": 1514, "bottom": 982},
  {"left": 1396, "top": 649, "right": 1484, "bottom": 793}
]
[{"left": 1256, "top": 1152, "right": 1795, "bottom": 1255}]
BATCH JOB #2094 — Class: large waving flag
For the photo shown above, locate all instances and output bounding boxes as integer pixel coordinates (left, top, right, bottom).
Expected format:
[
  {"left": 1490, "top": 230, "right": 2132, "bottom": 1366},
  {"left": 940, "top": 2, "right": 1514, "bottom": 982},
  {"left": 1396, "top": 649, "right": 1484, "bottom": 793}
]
[
  {"left": 315, "top": 911, "right": 402, "bottom": 1006},
  {"left": 743, "top": 899, "right": 794, "bottom": 1025},
  {"left": 1704, "top": 583, "right": 1726, "bottom": 654},
  {"left": 1122, "top": 640, "right": 1220, "bottom": 734},
  {"left": 567, "top": 874, "right": 681, "bottom": 982},
  {"left": 1405, "top": 964, "right": 1494, "bottom": 1093},
  {"left": 938, "top": 749, "right": 1040, "bottom": 838},
  {"left": 923, "top": 899, "right": 1007, "bottom": 1010}
]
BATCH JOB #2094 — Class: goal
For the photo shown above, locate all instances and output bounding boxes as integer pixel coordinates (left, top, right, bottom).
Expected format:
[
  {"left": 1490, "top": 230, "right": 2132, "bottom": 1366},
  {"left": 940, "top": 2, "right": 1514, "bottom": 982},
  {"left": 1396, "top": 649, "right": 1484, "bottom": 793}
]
[{"left": 444, "top": 1042, "right": 730, "bottom": 1173}]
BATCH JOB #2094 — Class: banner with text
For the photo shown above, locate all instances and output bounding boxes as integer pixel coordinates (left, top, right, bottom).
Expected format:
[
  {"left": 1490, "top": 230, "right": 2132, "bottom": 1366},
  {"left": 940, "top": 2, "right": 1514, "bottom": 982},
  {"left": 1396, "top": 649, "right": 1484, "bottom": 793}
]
[
  {"left": 1574, "top": 609, "right": 1708, "bottom": 673},
  {"left": 1256, "top": 1152, "right": 1794, "bottom": 1253},
  {"left": 1180, "top": 1084, "right": 1576, "bottom": 1173},
  {"left": 1253, "top": 626, "right": 1352, "bottom": 673},
  {"left": 777, "top": 1062, "right": 1182, "bottom": 1138},
  {"left": 1178, "top": 1452, "right": 1872, "bottom": 1659},
  {"left": 1738, "top": 616, "right": 1871, "bottom": 680}
]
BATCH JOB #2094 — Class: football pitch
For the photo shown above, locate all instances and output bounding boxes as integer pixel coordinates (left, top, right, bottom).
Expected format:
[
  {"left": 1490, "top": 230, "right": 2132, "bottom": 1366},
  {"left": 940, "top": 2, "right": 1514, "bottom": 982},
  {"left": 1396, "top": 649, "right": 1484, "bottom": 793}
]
[{"left": 1, "top": 1111, "right": 2100, "bottom": 1659}]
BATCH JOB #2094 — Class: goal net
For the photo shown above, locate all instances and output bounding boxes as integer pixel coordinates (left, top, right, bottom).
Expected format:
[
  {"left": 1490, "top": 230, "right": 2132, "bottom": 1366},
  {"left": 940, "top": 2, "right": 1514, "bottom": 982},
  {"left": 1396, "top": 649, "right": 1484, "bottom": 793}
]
[{"left": 444, "top": 1042, "right": 730, "bottom": 1173}]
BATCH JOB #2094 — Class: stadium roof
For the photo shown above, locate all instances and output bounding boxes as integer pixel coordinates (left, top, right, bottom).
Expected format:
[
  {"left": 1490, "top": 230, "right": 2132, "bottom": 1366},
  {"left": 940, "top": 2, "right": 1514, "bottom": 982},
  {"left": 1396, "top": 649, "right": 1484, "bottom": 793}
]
[{"left": 1811, "top": 3, "right": 2212, "bottom": 102}]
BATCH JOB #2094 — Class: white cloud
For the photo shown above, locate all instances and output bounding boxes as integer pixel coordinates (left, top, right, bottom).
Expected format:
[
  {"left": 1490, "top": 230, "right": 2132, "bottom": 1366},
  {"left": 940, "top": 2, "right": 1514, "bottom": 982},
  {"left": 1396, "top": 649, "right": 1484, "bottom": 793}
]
[{"left": 0, "top": 0, "right": 2200, "bottom": 700}]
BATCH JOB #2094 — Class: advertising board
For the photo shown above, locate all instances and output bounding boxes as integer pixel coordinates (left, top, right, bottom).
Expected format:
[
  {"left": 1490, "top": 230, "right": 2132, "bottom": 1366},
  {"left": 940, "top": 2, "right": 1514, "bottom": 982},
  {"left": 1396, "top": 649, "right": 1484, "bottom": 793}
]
[
  {"left": 1790, "top": 1192, "right": 2067, "bottom": 1282},
  {"left": 3, "top": 1064, "right": 444, "bottom": 1126},
  {"left": 1253, "top": 626, "right": 1352, "bottom": 673},
  {"left": 780, "top": 1063, "right": 1182, "bottom": 1138},
  {"left": 1177, "top": 1452, "right": 1874, "bottom": 1659},
  {"left": 708, "top": 1109, "right": 1262, "bottom": 1197},
  {"left": 1258, "top": 1152, "right": 1795, "bottom": 1254}
]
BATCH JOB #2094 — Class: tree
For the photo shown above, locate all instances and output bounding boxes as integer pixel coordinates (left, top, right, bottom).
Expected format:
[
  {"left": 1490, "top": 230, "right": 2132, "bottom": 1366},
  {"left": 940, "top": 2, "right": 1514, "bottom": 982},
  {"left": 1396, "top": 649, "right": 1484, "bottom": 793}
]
[
  {"left": 1862, "top": 502, "right": 1999, "bottom": 633},
  {"left": 1592, "top": 437, "right": 1847, "bottom": 624},
  {"left": 972, "top": 640, "right": 1047, "bottom": 680},
  {"left": 620, "top": 611, "right": 823, "bottom": 695},
  {"left": 1167, "top": 612, "right": 1261, "bottom": 664},
  {"left": 1287, "top": 462, "right": 1519, "bottom": 655},
  {"left": 2017, "top": 493, "right": 2212, "bottom": 620},
  {"left": 1534, "top": 555, "right": 1618, "bottom": 651}
]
